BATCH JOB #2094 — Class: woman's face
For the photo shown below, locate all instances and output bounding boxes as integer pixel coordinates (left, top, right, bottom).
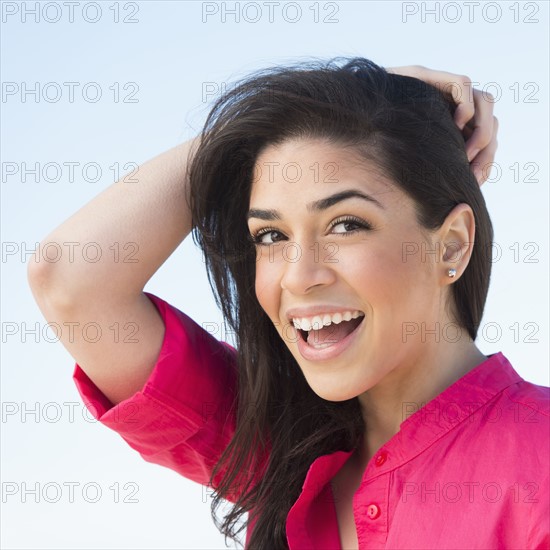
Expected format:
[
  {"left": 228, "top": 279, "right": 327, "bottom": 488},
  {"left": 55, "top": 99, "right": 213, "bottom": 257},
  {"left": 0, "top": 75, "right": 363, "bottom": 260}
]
[{"left": 247, "top": 137, "right": 452, "bottom": 402}]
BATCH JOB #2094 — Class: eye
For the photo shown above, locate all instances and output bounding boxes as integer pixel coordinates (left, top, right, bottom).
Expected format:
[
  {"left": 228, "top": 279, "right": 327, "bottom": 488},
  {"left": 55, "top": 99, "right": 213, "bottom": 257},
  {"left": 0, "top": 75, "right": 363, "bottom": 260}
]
[
  {"left": 330, "top": 216, "right": 372, "bottom": 236},
  {"left": 249, "top": 227, "right": 285, "bottom": 246},
  {"left": 249, "top": 216, "right": 373, "bottom": 246}
]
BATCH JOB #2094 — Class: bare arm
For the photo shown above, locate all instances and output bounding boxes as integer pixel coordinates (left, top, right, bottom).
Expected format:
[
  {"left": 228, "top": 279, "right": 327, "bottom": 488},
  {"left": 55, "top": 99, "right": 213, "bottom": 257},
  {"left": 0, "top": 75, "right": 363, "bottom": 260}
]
[{"left": 27, "top": 138, "right": 199, "bottom": 405}]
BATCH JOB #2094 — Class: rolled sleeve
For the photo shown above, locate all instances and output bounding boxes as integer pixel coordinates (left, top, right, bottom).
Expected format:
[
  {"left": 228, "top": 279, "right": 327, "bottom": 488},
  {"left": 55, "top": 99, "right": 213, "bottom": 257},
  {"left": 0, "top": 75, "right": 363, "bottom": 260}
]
[{"left": 72, "top": 291, "right": 239, "bottom": 496}]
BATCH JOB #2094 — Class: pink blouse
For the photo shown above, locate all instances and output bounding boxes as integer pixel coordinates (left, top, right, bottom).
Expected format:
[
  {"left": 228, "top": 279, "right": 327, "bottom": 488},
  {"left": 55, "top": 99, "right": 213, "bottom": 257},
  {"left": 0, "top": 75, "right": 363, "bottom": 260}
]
[{"left": 72, "top": 292, "right": 550, "bottom": 549}]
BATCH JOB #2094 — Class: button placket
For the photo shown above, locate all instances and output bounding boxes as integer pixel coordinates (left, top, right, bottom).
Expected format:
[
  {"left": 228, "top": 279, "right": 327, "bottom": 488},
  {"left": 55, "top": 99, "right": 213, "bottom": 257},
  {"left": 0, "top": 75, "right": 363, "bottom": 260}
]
[
  {"left": 366, "top": 452, "right": 386, "bottom": 522},
  {"left": 354, "top": 472, "right": 390, "bottom": 547}
]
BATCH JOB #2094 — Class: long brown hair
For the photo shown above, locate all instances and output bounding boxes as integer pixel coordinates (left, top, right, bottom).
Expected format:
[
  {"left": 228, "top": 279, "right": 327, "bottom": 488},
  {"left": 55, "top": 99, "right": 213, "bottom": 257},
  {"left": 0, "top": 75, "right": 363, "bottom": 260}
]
[{"left": 187, "top": 57, "right": 493, "bottom": 548}]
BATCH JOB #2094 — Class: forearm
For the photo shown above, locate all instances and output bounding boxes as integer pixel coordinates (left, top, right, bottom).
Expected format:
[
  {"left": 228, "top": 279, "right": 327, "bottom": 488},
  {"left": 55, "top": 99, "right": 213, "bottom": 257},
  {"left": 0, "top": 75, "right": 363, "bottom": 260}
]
[{"left": 28, "top": 137, "right": 199, "bottom": 307}]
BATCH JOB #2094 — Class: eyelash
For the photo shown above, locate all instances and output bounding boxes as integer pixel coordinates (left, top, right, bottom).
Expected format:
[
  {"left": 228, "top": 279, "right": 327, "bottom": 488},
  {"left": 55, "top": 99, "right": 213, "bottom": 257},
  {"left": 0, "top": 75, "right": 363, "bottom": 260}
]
[{"left": 249, "top": 216, "right": 373, "bottom": 246}]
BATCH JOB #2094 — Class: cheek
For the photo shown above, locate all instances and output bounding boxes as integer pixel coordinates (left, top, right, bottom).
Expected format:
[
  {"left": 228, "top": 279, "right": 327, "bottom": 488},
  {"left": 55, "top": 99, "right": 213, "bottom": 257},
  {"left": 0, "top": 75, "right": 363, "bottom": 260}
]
[
  {"left": 347, "top": 245, "right": 403, "bottom": 289},
  {"left": 348, "top": 242, "right": 423, "bottom": 308},
  {"left": 254, "top": 259, "right": 280, "bottom": 317}
]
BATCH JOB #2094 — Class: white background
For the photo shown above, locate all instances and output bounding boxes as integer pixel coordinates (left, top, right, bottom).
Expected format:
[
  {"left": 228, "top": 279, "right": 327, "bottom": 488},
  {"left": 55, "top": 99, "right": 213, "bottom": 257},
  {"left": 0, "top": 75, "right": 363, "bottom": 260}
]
[{"left": 2, "top": 1, "right": 548, "bottom": 548}]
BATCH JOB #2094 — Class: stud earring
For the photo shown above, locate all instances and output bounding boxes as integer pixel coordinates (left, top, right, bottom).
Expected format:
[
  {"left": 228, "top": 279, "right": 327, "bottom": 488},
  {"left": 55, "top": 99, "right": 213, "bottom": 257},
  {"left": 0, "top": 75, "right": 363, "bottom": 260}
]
[{"left": 448, "top": 268, "right": 457, "bottom": 278}]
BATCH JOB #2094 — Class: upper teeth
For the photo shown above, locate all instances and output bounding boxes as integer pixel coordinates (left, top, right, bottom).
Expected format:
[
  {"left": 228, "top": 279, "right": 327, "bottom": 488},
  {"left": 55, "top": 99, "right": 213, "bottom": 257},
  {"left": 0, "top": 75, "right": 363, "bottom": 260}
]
[{"left": 291, "top": 310, "right": 365, "bottom": 331}]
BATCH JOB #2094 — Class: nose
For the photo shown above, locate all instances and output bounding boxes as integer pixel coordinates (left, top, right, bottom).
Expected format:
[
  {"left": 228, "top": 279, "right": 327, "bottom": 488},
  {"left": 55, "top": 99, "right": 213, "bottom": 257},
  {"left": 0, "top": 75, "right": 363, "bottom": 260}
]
[{"left": 280, "top": 241, "right": 337, "bottom": 294}]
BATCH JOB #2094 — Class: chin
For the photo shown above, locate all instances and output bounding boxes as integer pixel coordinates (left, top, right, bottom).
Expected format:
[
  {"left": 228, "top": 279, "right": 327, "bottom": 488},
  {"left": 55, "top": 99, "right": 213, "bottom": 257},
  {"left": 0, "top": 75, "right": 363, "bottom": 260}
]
[
  {"left": 303, "top": 376, "right": 365, "bottom": 403},
  {"left": 315, "top": 388, "right": 362, "bottom": 403}
]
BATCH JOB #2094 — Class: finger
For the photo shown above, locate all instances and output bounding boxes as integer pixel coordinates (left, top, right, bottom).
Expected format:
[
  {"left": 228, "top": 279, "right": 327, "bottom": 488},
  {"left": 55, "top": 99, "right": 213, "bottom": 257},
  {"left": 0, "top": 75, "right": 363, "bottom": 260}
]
[
  {"left": 387, "top": 65, "right": 475, "bottom": 130},
  {"left": 464, "top": 89, "right": 495, "bottom": 162},
  {"left": 453, "top": 100, "right": 475, "bottom": 132},
  {"left": 461, "top": 120, "right": 475, "bottom": 141},
  {"left": 470, "top": 116, "right": 499, "bottom": 186}
]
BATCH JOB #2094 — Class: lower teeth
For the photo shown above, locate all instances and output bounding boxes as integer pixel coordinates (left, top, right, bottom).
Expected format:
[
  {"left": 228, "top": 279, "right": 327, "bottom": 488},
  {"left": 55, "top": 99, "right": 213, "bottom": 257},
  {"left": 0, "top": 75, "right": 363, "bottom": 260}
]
[{"left": 308, "top": 341, "right": 336, "bottom": 349}]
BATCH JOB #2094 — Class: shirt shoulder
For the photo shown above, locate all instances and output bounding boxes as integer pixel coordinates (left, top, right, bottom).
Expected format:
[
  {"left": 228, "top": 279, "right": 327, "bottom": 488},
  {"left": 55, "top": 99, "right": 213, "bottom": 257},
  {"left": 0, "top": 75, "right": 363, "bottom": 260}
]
[
  {"left": 503, "top": 376, "right": 550, "bottom": 417},
  {"left": 479, "top": 365, "right": 549, "bottom": 456},
  {"left": 72, "top": 291, "right": 241, "bottom": 501},
  {"left": 459, "top": 363, "right": 550, "bottom": 535},
  {"left": 490, "top": 373, "right": 550, "bottom": 447}
]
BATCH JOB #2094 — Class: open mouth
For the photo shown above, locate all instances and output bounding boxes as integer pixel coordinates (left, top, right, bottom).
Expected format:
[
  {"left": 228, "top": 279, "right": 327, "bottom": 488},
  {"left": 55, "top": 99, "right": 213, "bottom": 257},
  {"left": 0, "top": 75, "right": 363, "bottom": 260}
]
[{"left": 298, "top": 315, "right": 365, "bottom": 347}]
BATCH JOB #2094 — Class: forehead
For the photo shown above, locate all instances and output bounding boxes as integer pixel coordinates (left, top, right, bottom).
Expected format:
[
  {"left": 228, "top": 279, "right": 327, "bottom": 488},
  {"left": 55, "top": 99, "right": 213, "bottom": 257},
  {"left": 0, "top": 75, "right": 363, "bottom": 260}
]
[{"left": 250, "top": 138, "right": 395, "bottom": 202}]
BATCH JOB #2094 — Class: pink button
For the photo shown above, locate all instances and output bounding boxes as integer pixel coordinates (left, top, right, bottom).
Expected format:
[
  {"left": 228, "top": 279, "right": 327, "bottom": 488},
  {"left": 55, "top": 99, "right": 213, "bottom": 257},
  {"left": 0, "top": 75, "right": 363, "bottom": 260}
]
[
  {"left": 375, "top": 451, "right": 388, "bottom": 466},
  {"left": 366, "top": 503, "right": 381, "bottom": 519}
]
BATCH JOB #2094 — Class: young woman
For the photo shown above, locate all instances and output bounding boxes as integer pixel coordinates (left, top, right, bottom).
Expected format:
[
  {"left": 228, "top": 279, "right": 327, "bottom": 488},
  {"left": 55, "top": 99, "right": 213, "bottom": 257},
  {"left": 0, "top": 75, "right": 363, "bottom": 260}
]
[{"left": 28, "top": 58, "right": 548, "bottom": 549}]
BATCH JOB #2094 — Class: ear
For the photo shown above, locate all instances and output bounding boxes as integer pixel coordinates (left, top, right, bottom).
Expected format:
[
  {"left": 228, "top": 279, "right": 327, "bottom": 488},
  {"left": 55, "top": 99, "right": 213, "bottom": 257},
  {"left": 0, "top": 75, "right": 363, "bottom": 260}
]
[{"left": 436, "top": 203, "right": 476, "bottom": 283}]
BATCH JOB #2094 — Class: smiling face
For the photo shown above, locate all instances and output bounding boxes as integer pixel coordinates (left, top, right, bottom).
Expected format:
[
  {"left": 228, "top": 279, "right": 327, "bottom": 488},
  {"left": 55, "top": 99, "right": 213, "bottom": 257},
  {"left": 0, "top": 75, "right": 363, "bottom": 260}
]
[{"left": 247, "top": 137, "right": 453, "bottom": 402}]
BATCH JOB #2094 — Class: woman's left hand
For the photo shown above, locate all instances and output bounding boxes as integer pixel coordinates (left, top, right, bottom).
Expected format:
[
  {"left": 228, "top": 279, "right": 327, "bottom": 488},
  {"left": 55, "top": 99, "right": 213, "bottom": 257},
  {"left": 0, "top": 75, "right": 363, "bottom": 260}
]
[{"left": 387, "top": 65, "right": 498, "bottom": 186}]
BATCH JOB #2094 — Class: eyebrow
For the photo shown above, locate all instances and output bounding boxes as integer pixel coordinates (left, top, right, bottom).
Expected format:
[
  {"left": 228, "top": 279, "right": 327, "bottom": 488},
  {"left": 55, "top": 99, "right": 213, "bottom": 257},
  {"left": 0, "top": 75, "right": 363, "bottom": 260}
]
[{"left": 246, "top": 189, "right": 385, "bottom": 221}]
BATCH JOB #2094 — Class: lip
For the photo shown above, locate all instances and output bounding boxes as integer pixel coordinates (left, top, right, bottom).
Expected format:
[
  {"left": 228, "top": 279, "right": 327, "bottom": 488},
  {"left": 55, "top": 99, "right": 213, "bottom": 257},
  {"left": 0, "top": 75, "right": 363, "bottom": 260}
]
[
  {"left": 294, "top": 315, "right": 365, "bottom": 361},
  {"left": 286, "top": 305, "right": 365, "bottom": 321}
]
